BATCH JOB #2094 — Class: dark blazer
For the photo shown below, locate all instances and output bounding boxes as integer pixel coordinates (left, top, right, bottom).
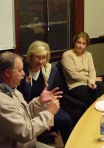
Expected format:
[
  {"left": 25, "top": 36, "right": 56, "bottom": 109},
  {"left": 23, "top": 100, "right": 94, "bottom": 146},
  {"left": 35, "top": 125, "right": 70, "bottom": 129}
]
[{"left": 18, "top": 63, "right": 61, "bottom": 102}]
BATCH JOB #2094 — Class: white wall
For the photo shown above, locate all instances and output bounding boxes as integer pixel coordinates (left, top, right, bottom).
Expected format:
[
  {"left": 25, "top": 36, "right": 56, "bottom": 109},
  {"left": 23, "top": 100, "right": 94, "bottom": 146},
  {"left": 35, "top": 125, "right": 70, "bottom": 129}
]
[
  {"left": 86, "top": 43, "right": 104, "bottom": 76},
  {"left": 0, "top": 0, "right": 15, "bottom": 50},
  {"left": 84, "top": 0, "right": 104, "bottom": 38}
]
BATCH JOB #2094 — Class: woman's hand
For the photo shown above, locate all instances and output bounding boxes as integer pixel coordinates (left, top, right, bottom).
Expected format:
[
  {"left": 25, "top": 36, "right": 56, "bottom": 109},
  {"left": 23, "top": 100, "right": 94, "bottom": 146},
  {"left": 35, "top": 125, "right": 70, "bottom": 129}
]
[{"left": 89, "top": 83, "right": 97, "bottom": 89}]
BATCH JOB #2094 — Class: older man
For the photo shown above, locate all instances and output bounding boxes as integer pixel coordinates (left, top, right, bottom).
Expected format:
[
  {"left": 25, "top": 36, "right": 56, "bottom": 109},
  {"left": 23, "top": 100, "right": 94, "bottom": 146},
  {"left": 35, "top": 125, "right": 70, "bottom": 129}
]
[{"left": 0, "top": 51, "right": 63, "bottom": 148}]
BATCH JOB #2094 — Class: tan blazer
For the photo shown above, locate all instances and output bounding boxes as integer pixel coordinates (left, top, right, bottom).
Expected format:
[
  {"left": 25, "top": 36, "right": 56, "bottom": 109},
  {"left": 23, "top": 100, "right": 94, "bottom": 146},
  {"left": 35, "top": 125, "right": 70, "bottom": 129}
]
[{"left": 0, "top": 85, "right": 53, "bottom": 148}]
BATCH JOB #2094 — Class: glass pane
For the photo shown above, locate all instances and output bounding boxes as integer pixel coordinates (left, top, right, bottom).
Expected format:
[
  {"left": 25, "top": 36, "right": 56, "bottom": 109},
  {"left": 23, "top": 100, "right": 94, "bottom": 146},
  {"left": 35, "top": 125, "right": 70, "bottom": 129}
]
[
  {"left": 19, "top": 0, "right": 70, "bottom": 55},
  {"left": 48, "top": 0, "right": 70, "bottom": 51},
  {"left": 19, "top": 0, "right": 46, "bottom": 55}
]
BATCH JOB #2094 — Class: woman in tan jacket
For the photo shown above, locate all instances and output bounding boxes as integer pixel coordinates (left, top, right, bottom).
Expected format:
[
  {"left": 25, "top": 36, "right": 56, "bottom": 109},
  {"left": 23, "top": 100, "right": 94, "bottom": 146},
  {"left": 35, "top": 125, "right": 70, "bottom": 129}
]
[{"left": 61, "top": 32, "right": 104, "bottom": 107}]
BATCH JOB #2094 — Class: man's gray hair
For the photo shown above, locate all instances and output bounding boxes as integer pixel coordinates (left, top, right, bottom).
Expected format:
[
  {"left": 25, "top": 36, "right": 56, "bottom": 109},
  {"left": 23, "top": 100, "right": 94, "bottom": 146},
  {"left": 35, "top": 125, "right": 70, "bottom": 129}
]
[{"left": 0, "top": 51, "right": 22, "bottom": 75}]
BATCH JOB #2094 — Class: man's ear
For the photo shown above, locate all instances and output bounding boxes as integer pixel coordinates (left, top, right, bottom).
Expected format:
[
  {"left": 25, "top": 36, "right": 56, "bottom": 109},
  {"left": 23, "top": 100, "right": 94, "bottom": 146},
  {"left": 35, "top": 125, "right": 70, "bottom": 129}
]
[{"left": 4, "top": 68, "right": 11, "bottom": 78}]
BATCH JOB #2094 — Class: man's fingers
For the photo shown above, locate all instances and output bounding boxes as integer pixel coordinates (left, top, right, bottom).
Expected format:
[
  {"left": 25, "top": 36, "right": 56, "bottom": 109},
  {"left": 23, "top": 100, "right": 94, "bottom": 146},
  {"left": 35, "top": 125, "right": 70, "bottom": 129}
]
[
  {"left": 54, "top": 95, "right": 62, "bottom": 100},
  {"left": 51, "top": 87, "right": 59, "bottom": 93},
  {"left": 54, "top": 91, "right": 63, "bottom": 96}
]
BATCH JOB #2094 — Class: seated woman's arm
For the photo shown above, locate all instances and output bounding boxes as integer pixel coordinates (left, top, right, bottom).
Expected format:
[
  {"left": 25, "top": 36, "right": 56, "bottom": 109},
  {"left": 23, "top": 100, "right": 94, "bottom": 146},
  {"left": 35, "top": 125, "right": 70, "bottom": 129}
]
[{"left": 61, "top": 51, "right": 88, "bottom": 82}]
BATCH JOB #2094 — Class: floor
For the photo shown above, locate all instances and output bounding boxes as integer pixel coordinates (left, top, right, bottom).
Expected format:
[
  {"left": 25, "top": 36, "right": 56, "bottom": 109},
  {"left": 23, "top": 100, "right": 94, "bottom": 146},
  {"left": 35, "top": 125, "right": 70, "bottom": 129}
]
[{"left": 49, "top": 132, "right": 64, "bottom": 148}]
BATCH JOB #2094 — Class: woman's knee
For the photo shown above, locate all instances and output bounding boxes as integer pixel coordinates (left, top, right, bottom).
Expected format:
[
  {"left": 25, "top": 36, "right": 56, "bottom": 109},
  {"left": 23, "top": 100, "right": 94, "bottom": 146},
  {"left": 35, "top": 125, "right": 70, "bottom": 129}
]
[{"left": 55, "top": 109, "right": 72, "bottom": 127}]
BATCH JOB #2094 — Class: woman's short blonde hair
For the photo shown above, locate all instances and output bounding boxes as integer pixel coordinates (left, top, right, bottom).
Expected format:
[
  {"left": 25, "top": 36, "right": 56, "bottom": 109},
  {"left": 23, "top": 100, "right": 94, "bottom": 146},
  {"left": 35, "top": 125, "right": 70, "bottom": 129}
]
[
  {"left": 73, "top": 32, "right": 90, "bottom": 47},
  {"left": 26, "top": 40, "right": 50, "bottom": 65}
]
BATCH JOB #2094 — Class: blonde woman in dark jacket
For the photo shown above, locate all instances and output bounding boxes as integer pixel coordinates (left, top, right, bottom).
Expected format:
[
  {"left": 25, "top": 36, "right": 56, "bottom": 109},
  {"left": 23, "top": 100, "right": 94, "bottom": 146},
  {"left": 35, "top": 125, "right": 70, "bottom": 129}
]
[{"left": 18, "top": 41, "right": 72, "bottom": 145}]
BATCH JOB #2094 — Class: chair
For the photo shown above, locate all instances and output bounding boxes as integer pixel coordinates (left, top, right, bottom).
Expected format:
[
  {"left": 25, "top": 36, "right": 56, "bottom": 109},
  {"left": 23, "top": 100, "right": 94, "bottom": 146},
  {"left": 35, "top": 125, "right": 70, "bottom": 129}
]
[{"left": 55, "top": 62, "right": 88, "bottom": 127}]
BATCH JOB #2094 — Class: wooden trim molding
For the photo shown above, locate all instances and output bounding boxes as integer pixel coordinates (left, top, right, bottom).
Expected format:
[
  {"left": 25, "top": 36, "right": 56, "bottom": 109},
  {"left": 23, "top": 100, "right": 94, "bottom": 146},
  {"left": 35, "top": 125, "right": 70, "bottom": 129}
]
[
  {"left": 15, "top": 0, "right": 21, "bottom": 54},
  {"left": 71, "top": 0, "right": 84, "bottom": 39}
]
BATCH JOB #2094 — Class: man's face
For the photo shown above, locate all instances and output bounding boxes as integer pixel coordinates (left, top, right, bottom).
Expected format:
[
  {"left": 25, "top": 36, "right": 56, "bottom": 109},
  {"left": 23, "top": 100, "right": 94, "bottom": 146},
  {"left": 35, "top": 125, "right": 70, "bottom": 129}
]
[{"left": 9, "top": 57, "right": 25, "bottom": 88}]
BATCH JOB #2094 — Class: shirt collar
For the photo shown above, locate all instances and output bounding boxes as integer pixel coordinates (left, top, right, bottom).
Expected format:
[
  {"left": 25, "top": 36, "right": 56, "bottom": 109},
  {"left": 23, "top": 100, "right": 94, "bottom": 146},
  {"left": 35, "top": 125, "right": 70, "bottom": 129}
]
[{"left": 0, "top": 81, "right": 15, "bottom": 97}]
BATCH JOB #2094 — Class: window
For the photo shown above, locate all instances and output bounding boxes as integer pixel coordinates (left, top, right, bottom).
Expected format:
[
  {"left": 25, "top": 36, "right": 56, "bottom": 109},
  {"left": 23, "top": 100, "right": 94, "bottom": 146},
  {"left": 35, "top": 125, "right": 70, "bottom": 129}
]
[{"left": 15, "top": 0, "right": 84, "bottom": 60}]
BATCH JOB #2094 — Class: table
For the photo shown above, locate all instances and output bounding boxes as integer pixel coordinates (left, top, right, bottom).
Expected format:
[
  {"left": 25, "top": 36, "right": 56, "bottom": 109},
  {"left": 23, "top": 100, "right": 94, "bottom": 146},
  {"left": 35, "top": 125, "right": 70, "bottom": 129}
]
[{"left": 65, "top": 96, "right": 104, "bottom": 148}]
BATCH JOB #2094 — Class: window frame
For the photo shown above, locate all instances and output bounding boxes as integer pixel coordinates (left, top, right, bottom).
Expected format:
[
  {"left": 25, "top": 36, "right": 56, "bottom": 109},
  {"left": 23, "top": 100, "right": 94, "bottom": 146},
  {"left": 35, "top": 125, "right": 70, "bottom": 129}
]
[{"left": 14, "top": 0, "right": 84, "bottom": 61}]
